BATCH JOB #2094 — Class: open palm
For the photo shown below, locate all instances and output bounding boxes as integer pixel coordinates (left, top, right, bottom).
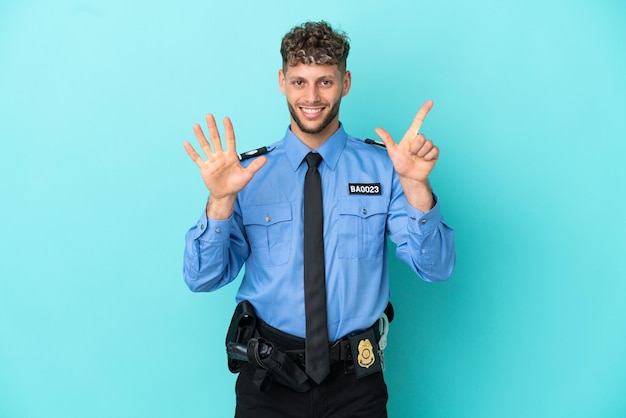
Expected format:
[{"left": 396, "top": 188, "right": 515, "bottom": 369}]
[{"left": 183, "top": 114, "right": 266, "bottom": 201}]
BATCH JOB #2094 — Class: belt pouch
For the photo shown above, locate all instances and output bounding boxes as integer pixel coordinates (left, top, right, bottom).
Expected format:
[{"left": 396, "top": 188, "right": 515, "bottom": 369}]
[
  {"left": 226, "top": 300, "right": 257, "bottom": 373},
  {"left": 348, "top": 327, "right": 382, "bottom": 379},
  {"left": 246, "top": 338, "right": 311, "bottom": 393}
]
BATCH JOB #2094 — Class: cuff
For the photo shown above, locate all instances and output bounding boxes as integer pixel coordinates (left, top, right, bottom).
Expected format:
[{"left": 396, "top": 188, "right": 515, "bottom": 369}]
[
  {"left": 406, "top": 194, "right": 443, "bottom": 235},
  {"left": 191, "top": 212, "right": 232, "bottom": 241}
]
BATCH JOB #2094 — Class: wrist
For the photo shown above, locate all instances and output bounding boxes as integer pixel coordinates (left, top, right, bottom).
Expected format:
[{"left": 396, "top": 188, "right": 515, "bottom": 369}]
[
  {"left": 399, "top": 178, "right": 434, "bottom": 212},
  {"left": 206, "top": 195, "right": 236, "bottom": 220}
]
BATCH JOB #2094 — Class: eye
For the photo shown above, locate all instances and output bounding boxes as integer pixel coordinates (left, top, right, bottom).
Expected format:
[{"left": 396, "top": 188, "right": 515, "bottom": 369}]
[
  {"left": 320, "top": 80, "right": 333, "bottom": 87},
  {"left": 292, "top": 80, "right": 304, "bottom": 87}
]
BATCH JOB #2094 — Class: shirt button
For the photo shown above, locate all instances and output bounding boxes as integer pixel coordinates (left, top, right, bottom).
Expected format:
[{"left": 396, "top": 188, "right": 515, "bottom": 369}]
[
  {"left": 410, "top": 215, "right": 416, "bottom": 220},
  {"left": 421, "top": 249, "right": 427, "bottom": 254},
  {"left": 265, "top": 216, "right": 271, "bottom": 223},
  {"left": 362, "top": 208, "right": 367, "bottom": 215},
  {"left": 200, "top": 224, "right": 205, "bottom": 231},
  {"left": 215, "top": 228, "right": 221, "bottom": 234},
  {"left": 420, "top": 219, "right": 427, "bottom": 225}
]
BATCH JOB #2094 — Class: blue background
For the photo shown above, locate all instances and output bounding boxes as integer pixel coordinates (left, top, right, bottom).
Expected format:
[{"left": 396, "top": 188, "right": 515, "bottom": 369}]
[{"left": 1, "top": 0, "right": 625, "bottom": 417}]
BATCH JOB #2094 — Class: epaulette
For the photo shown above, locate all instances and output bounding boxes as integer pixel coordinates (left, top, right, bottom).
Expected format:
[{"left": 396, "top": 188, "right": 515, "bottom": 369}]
[
  {"left": 239, "top": 146, "right": 270, "bottom": 161},
  {"left": 364, "top": 138, "right": 386, "bottom": 148}
]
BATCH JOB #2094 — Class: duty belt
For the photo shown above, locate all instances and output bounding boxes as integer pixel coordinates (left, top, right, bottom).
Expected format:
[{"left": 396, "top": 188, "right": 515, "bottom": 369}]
[
  {"left": 258, "top": 319, "right": 380, "bottom": 370},
  {"left": 225, "top": 300, "right": 393, "bottom": 392}
]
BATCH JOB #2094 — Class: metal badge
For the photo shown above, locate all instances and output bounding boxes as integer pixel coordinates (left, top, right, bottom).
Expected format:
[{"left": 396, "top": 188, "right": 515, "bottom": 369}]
[
  {"left": 357, "top": 338, "right": 375, "bottom": 369},
  {"left": 348, "top": 327, "right": 382, "bottom": 378}
]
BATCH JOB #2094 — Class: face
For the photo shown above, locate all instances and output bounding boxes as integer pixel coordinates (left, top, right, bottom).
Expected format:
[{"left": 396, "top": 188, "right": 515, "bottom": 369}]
[{"left": 279, "top": 63, "right": 351, "bottom": 144}]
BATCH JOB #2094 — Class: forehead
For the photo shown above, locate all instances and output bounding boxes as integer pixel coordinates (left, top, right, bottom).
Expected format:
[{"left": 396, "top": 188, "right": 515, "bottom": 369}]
[{"left": 284, "top": 63, "right": 342, "bottom": 79}]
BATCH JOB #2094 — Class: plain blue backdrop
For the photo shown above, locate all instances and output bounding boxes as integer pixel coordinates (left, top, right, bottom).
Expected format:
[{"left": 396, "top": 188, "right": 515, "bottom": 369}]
[{"left": 2, "top": 0, "right": 625, "bottom": 417}]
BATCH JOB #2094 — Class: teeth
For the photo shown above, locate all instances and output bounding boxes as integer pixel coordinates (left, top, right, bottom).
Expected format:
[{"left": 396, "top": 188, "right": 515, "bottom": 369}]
[{"left": 302, "top": 107, "right": 322, "bottom": 114}]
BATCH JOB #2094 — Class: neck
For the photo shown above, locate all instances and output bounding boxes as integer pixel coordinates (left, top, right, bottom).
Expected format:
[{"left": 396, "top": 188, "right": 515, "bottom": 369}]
[{"left": 290, "top": 119, "right": 340, "bottom": 150}]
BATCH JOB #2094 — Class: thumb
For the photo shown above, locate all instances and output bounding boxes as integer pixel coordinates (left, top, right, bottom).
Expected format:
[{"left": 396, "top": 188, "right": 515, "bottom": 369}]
[
  {"left": 374, "top": 127, "right": 396, "bottom": 150},
  {"left": 245, "top": 156, "right": 267, "bottom": 176}
]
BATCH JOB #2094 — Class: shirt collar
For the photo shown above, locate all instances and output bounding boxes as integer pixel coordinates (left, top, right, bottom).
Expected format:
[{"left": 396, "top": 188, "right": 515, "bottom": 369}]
[{"left": 283, "top": 123, "right": 347, "bottom": 171}]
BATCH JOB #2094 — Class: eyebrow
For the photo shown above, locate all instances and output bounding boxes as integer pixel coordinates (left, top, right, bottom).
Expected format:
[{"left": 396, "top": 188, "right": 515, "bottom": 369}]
[{"left": 287, "top": 74, "right": 337, "bottom": 81}]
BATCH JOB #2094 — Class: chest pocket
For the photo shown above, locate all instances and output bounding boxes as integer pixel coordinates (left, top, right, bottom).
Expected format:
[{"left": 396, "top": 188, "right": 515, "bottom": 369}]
[
  {"left": 243, "top": 203, "right": 293, "bottom": 267},
  {"left": 337, "top": 197, "right": 388, "bottom": 259}
]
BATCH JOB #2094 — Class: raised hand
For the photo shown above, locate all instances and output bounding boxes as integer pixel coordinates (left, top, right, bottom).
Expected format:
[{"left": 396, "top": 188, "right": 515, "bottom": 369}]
[
  {"left": 184, "top": 114, "right": 266, "bottom": 218},
  {"left": 374, "top": 100, "right": 439, "bottom": 183},
  {"left": 374, "top": 100, "right": 438, "bottom": 211}
]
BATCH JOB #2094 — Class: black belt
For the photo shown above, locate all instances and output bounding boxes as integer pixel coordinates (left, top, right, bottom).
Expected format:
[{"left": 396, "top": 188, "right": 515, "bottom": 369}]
[
  {"left": 257, "top": 319, "right": 381, "bottom": 367},
  {"left": 225, "top": 300, "right": 393, "bottom": 391}
]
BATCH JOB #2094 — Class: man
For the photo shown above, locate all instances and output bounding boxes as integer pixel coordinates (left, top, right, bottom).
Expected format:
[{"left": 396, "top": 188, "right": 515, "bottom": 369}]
[{"left": 183, "top": 21, "right": 455, "bottom": 418}]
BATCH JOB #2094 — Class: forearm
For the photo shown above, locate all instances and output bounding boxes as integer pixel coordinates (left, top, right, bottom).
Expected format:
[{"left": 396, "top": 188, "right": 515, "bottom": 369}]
[
  {"left": 206, "top": 194, "right": 237, "bottom": 220},
  {"left": 183, "top": 212, "right": 247, "bottom": 291},
  {"left": 398, "top": 177, "right": 435, "bottom": 213},
  {"left": 398, "top": 205, "right": 455, "bottom": 282},
  {"left": 388, "top": 189, "right": 455, "bottom": 282}
]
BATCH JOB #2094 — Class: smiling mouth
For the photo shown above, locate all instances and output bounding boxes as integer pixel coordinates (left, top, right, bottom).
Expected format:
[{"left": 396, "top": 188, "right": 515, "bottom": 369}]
[{"left": 300, "top": 106, "right": 325, "bottom": 118}]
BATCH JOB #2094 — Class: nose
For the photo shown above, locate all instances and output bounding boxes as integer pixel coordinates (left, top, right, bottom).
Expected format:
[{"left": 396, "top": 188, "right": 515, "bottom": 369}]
[{"left": 304, "top": 85, "right": 320, "bottom": 104}]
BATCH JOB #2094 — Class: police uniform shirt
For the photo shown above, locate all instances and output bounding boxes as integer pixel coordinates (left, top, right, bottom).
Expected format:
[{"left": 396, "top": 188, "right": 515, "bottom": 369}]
[{"left": 183, "top": 124, "right": 455, "bottom": 342}]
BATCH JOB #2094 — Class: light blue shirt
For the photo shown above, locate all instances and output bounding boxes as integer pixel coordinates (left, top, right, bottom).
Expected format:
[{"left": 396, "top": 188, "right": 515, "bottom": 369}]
[{"left": 183, "top": 124, "right": 455, "bottom": 342}]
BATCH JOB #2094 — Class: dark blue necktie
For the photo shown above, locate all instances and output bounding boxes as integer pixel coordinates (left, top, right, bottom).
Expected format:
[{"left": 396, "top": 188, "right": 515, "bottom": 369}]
[{"left": 303, "top": 152, "right": 329, "bottom": 384}]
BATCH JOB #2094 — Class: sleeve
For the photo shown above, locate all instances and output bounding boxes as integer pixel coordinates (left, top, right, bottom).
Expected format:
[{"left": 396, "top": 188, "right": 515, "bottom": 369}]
[
  {"left": 182, "top": 208, "right": 249, "bottom": 292},
  {"left": 386, "top": 173, "right": 456, "bottom": 282}
]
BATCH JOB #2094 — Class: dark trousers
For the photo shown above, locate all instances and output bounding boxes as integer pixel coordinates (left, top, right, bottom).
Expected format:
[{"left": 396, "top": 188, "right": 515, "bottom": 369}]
[
  {"left": 234, "top": 319, "right": 387, "bottom": 418},
  {"left": 235, "top": 361, "right": 388, "bottom": 418}
]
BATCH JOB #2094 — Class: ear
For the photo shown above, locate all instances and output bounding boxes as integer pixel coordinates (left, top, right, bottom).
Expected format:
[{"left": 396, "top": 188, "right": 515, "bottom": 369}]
[
  {"left": 341, "top": 70, "right": 352, "bottom": 97},
  {"left": 278, "top": 69, "right": 286, "bottom": 95}
]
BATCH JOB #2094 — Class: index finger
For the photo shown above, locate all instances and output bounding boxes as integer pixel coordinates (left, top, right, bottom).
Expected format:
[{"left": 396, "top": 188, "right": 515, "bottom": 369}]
[
  {"left": 406, "top": 100, "right": 434, "bottom": 137},
  {"left": 223, "top": 116, "right": 237, "bottom": 153},
  {"left": 205, "top": 114, "right": 224, "bottom": 153}
]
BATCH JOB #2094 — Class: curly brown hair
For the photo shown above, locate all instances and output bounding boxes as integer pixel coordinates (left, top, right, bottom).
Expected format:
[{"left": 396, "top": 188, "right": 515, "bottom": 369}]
[{"left": 280, "top": 21, "right": 350, "bottom": 73}]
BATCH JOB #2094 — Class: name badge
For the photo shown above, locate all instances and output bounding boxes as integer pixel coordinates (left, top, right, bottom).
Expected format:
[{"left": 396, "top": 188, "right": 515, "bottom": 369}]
[{"left": 349, "top": 183, "right": 381, "bottom": 195}]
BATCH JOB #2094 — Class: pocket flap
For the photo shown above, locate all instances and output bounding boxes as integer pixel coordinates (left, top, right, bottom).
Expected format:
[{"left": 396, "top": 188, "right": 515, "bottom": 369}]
[
  {"left": 338, "top": 197, "right": 388, "bottom": 219},
  {"left": 242, "top": 203, "right": 292, "bottom": 226}
]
